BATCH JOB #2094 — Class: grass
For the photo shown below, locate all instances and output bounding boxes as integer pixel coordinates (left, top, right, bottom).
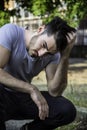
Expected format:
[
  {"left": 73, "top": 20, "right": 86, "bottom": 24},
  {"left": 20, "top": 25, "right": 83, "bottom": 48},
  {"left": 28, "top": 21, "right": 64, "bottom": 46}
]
[
  {"left": 55, "top": 121, "right": 79, "bottom": 130},
  {"left": 66, "top": 58, "right": 87, "bottom": 108},
  {"left": 63, "top": 84, "right": 87, "bottom": 108}
]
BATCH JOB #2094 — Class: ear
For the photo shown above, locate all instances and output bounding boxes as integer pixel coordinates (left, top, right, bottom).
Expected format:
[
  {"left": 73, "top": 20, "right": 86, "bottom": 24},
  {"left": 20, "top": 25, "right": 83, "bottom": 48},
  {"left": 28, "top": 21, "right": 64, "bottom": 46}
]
[{"left": 37, "top": 25, "right": 45, "bottom": 33}]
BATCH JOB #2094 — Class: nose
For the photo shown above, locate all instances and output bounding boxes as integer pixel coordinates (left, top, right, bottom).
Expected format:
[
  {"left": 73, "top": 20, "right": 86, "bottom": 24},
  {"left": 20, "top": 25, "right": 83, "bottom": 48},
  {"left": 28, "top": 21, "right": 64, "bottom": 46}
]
[{"left": 38, "top": 49, "right": 48, "bottom": 56}]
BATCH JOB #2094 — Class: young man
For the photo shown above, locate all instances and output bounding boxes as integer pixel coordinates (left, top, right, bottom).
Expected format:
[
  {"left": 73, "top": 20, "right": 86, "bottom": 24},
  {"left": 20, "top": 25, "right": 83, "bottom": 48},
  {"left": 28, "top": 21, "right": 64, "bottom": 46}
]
[{"left": 0, "top": 16, "right": 76, "bottom": 130}]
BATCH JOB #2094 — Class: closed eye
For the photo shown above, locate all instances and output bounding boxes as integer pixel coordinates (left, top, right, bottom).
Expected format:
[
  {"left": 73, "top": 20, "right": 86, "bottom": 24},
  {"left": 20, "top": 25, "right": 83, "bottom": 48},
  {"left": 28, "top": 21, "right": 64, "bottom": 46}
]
[
  {"left": 43, "top": 43, "right": 46, "bottom": 48},
  {"left": 43, "top": 40, "right": 49, "bottom": 51}
]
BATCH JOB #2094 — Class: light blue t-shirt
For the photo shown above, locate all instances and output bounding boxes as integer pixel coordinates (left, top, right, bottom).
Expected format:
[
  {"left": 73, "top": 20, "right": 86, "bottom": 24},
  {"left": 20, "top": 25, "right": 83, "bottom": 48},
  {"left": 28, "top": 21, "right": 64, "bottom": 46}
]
[{"left": 0, "top": 23, "right": 60, "bottom": 83}]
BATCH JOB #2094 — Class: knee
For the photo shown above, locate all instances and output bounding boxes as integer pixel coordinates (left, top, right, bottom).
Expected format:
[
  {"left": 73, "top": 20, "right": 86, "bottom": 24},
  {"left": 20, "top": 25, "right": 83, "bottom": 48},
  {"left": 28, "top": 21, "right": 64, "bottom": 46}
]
[
  {"left": 43, "top": 98, "right": 77, "bottom": 129},
  {"left": 60, "top": 100, "right": 77, "bottom": 124},
  {"left": 51, "top": 100, "right": 76, "bottom": 129}
]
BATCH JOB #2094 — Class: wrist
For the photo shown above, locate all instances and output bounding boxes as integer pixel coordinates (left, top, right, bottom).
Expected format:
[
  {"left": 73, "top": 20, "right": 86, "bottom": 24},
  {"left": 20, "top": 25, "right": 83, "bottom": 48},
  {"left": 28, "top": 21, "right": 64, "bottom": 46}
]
[
  {"left": 61, "top": 50, "right": 71, "bottom": 59},
  {"left": 27, "top": 83, "right": 38, "bottom": 95},
  {"left": 60, "top": 54, "right": 69, "bottom": 62},
  {"left": 24, "top": 83, "right": 35, "bottom": 94}
]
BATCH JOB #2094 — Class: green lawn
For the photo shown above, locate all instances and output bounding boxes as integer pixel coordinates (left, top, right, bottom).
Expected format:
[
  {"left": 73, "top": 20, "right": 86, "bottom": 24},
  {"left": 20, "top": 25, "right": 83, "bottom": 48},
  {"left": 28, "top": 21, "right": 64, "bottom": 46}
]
[{"left": 64, "top": 84, "right": 87, "bottom": 108}]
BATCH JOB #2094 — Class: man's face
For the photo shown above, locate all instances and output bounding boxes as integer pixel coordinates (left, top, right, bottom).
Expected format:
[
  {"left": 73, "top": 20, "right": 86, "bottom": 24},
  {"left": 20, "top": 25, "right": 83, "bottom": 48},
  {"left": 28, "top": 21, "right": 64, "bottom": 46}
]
[{"left": 28, "top": 33, "right": 57, "bottom": 58}]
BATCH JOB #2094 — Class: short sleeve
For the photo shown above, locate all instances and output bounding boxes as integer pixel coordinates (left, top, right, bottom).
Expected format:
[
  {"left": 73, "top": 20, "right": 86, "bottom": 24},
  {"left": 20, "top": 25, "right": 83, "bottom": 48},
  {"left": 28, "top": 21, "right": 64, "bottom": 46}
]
[{"left": 0, "top": 24, "right": 18, "bottom": 51}]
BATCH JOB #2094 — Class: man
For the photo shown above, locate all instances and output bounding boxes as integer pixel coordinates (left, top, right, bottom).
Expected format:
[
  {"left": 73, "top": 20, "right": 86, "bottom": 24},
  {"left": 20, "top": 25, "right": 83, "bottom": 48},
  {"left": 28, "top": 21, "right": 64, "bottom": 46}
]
[{"left": 0, "top": 16, "right": 76, "bottom": 130}]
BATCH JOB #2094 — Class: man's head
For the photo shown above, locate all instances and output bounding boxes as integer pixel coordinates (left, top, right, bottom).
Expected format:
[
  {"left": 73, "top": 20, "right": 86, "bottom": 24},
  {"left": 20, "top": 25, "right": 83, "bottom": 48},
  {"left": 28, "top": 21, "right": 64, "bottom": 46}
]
[{"left": 28, "top": 16, "right": 76, "bottom": 57}]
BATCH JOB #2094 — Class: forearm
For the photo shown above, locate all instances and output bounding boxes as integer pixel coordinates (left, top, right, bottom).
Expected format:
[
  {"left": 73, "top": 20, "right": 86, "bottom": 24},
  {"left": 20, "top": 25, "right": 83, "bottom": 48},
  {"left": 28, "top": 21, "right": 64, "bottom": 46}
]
[
  {"left": 0, "top": 68, "right": 34, "bottom": 94},
  {"left": 0, "top": 68, "right": 50, "bottom": 120},
  {"left": 48, "top": 56, "right": 69, "bottom": 96},
  {"left": 48, "top": 34, "right": 76, "bottom": 96}
]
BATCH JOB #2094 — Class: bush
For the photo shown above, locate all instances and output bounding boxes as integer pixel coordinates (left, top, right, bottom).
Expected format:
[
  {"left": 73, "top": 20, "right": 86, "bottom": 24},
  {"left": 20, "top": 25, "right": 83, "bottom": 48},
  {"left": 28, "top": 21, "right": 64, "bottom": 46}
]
[{"left": 0, "top": 11, "right": 10, "bottom": 27}]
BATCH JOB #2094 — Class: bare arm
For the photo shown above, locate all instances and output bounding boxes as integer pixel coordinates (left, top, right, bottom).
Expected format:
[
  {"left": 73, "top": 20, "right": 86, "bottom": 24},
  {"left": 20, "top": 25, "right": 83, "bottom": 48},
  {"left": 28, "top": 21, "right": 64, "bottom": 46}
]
[
  {"left": 45, "top": 33, "right": 76, "bottom": 97},
  {"left": 0, "top": 45, "right": 35, "bottom": 93},
  {"left": 0, "top": 45, "right": 49, "bottom": 120},
  {"left": 45, "top": 57, "right": 68, "bottom": 97}
]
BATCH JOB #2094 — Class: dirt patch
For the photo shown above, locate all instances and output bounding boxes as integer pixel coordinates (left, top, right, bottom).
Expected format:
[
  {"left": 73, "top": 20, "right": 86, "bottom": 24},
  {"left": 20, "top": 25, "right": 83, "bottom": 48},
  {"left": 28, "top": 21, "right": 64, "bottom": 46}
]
[{"left": 68, "top": 58, "right": 87, "bottom": 85}]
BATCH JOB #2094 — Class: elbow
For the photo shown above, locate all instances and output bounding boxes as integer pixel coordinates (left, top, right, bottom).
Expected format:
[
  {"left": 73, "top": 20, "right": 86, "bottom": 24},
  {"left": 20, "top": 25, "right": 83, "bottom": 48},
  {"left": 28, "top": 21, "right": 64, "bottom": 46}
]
[
  {"left": 48, "top": 82, "right": 67, "bottom": 97},
  {"left": 48, "top": 88, "right": 59, "bottom": 97}
]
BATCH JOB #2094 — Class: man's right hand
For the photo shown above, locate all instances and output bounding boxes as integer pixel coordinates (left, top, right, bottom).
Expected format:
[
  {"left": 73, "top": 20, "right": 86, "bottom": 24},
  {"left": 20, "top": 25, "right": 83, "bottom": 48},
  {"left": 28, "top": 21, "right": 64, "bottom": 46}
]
[
  {"left": 30, "top": 85, "right": 49, "bottom": 120},
  {"left": 61, "top": 32, "right": 76, "bottom": 58}
]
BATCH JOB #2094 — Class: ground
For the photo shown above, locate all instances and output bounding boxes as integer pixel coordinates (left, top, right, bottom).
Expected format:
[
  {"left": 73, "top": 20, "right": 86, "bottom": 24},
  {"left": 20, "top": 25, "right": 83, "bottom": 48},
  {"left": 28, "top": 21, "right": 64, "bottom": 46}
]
[{"left": 68, "top": 58, "right": 87, "bottom": 86}]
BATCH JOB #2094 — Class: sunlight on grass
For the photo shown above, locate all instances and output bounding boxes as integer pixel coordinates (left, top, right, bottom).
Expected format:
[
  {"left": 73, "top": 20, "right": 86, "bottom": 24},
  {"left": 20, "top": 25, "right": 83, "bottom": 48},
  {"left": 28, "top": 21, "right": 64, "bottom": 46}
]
[
  {"left": 63, "top": 84, "right": 87, "bottom": 107},
  {"left": 55, "top": 121, "right": 79, "bottom": 130}
]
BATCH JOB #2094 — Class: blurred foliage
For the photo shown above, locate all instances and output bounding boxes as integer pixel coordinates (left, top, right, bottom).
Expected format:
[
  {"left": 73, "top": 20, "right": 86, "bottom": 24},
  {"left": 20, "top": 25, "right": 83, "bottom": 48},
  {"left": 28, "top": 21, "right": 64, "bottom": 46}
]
[
  {"left": 0, "top": 11, "right": 10, "bottom": 27},
  {"left": 64, "top": 0, "right": 87, "bottom": 27},
  {"left": 0, "top": 0, "right": 87, "bottom": 27}
]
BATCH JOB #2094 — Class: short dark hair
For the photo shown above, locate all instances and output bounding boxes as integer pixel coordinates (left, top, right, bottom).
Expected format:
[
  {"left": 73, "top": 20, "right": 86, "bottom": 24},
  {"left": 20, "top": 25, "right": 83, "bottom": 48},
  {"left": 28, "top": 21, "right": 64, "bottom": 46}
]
[{"left": 44, "top": 16, "right": 76, "bottom": 52}]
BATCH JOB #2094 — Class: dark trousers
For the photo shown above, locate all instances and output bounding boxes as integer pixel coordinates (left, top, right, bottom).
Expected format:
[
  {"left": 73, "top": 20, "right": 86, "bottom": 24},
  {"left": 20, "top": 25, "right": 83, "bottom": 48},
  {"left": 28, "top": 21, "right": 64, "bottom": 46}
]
[{"left": 0, "top": 85, "right": 76, "bottom": 130}]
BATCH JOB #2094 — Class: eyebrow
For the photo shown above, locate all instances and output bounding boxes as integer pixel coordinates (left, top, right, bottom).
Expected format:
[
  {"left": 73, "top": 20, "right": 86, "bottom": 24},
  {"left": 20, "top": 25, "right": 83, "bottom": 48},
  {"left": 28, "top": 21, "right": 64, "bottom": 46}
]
[{"left": 43, "top": 40, "right": 49, "bottom": 51}]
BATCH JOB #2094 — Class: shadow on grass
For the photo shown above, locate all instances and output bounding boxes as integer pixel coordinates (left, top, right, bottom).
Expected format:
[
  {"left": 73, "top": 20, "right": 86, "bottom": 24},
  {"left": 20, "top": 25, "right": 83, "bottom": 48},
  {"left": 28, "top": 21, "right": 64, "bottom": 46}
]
[{"left": 69, "top": 66, "right": 87, "bottom": 72}]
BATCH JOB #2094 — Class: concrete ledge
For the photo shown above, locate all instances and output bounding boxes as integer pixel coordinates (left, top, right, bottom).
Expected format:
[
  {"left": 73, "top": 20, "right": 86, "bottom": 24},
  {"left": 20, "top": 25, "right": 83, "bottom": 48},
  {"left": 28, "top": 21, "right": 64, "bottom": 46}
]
[
  {"left": 76, "top": 106, "right": 87, "bottom": 120},
  {"left": 6, "top": 120, "right": 32, "bottom": 130}
]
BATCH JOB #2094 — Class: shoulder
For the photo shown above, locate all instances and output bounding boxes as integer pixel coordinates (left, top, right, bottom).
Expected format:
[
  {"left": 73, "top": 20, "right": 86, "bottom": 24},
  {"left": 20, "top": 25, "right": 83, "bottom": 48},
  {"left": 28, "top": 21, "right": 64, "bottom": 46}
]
[
  {"left": 0, "top": 23, "right": 21, "bottom": 35},
  {"left": 0, "top": 23, "right": 17, "bottom": 31},
  {"left": 0, "top": 23, "right": 23, "bottom": 40},
  {"left": 0, "top": 23, "right": 19, "bottom": 29},
  {"left": 0, "top": 24, "right": 21, "bottom": 51}
]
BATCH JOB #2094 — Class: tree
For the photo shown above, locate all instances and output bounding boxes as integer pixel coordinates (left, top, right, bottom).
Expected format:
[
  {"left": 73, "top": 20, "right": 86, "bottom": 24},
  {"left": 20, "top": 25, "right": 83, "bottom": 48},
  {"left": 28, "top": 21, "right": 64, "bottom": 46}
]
[
  {"left": 0, "top": 0, "right": 87, "bottom": 27},
  {"left": 64, "top": 0, "right": 87, "bottom": 26},
  {"left": 0, "top": 0, "right": 4, "bottom": 10},
  {"left": 0, "top": 11, "right": 10, "bottom": 27},
  {"left": 30, "top": 0, "right": 87, "bottom": 27},
  {"left": 0, "top": 0, "right": 10, "bottom": 26}
]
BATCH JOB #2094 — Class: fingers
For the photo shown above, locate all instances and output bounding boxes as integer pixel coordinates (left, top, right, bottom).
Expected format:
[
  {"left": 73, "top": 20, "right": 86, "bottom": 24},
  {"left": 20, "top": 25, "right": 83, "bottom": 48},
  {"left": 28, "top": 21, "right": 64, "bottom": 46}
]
[
  {"left": 38, "top": 100, "right": 49, "bottom": 120},
  {"left": 30, "top": 86, "right": 49, "bottom": 120},
  {"left": 67, "top": 32, "right": 76, "bottom": 44}
]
